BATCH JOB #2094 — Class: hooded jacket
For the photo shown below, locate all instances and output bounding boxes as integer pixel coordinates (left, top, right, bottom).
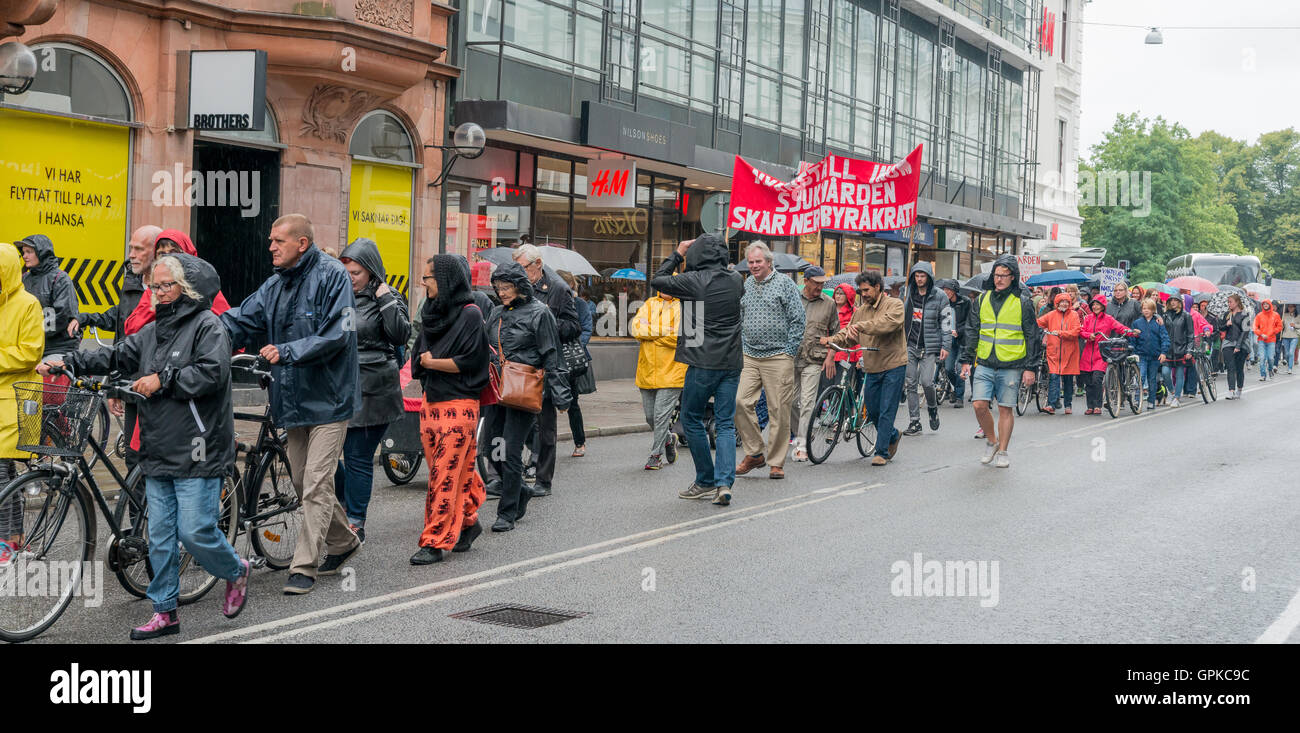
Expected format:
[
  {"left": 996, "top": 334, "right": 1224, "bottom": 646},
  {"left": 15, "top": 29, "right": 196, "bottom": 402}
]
[
  {"left": 901, "top": 261, "right": 952, "bottom": 357},
  {"left": 486, "top": 263, "right": 571, "bottom": 409},
  {"left": 937, "top": 279, "right": 971, "bottom": 343},
  {"left": 960, "top": 254, "right": 1044, "bottom": 370},
  {"left": 650, "top": 233, "right": 744, "bottom": 371},
  {"left": 1079, "top": 297, "right": 1129, "bottom": 373},
  {"left": 17, "top": 234, "right": 79, "bottom": 357},
  {"left": 1036, "top": 294, "right": 1081, "bottom": 375},
  {"left": 1162, "top": 304, "right": 1195, "bottom": 359},
  {"left": 124, "top": 230, "right": 231, "bottom": 336},
  {"left": 631, "top": 294, "right": 687, "bottom": 390},
  {"left": 1253, "top": 304, "right": 1283, "bottom": 343},
  {"left": 67, "top": 254, "right": 235, "bottom": 477},
  {"left": 221, "top": 244, "right": 361, "bottom": 429},
  {"left": 1105, "top": 293, "right": 1142, "bottom": 330},
  {"left": 339, "top": 238, "right": 409, "bottom": 427},
  {"left": 832, "top": 283, "right": 860, "bottom": 364},
  {"left": 0, "top": 246, "right": 45, "bottom": 459},
  {"left": 1128, "top": 313, "right": 1169, "bottom": 360}
]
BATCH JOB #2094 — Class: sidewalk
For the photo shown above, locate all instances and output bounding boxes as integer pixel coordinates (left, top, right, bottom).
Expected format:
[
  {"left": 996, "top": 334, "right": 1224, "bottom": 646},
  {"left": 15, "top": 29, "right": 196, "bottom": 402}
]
[{"left": 560, "top": 378, "right": 650, "bottom": 442}]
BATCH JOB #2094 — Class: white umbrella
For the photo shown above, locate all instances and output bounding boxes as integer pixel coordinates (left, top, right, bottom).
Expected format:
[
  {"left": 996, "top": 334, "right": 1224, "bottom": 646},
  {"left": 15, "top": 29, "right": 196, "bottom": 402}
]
[
  {"left": 539, "top": 245, "right": 599, "bottom": 276},
  {"left": 1243, "top": 282, "right": 1271, "bottom": 300}
]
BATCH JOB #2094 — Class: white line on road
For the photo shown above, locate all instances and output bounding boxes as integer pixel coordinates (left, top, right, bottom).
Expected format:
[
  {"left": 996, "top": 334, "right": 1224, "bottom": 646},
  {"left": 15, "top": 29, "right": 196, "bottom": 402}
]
[
  {"left": 243, "top": 482, "right": 886, "bottom": 643},
  {"left": 1256, "top": 585, "right": 1300, "bottom": 643},
  {"left": 184, "top": 481, "right": 880, "bottom": 644}
]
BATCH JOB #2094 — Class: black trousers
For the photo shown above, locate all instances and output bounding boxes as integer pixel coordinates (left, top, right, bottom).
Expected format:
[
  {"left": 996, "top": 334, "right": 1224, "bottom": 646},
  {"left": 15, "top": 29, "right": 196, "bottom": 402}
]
[
  {"left": 490, "top": 405, "right": 537, "bottom": 523},
  {"left": 1226, "top": 347, "right": 1248, "bottom": 392},
  {"left": 567, "top": 391, "right": 586, "bottom": 446},
  {"left": 535, "top": 397, "right": 558, "bottom": 489},
  {"left": 1081, "top": 370, "right": 1104, "bottom": 410}
]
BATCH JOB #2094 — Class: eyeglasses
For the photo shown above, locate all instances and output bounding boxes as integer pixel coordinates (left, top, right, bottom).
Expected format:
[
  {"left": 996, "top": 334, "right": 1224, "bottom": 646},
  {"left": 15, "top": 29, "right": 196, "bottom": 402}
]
[
  {"left": 992, "top": 273, "right": 1014, "bottom": 280},
  {"left": 149, "top": 281, "right": 178, "bottom": 292}
]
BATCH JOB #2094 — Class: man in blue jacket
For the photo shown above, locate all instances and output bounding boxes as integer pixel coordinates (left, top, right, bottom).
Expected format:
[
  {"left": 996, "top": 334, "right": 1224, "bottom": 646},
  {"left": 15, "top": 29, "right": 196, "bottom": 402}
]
[
  {"left": 1128, "top": 299, "right": 1169, "bottom": 410},
  {"left": 221, "top": 214, "right": 362, "bottom": 595}
]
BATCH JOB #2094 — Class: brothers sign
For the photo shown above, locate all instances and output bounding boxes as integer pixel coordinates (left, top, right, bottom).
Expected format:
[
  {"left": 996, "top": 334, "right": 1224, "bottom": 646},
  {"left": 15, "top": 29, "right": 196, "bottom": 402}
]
[{"left": 728, "top": 145, "right": 923, "bottom": 237}]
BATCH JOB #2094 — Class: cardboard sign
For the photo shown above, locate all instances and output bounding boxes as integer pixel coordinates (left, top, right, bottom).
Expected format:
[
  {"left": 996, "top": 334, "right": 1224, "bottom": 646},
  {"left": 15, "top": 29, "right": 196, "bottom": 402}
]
[
  {"left": 728, "top": 145, "right": 923, "bottom": 236},
  {"left": 1099, "top": 267, "right": 1126, "bottom": 293},
  {"left": 1271, "top": 278, "right": 1300, "bottom": 304},
  {"left": 1017, "top": 255, "right": 1042, "bottom": 283}
]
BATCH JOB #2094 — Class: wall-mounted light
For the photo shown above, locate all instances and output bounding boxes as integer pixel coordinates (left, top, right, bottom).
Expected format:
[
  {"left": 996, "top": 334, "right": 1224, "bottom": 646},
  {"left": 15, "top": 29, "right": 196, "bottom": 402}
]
[
  {"left": 0, "top": 41, "right": 38, "bottom": 96},
  {"left": 1144, "top": 27, "right": 1164, "bottom": 45},
  {"left": 426, "top": 121, "right": 487, "bottom": 187}
]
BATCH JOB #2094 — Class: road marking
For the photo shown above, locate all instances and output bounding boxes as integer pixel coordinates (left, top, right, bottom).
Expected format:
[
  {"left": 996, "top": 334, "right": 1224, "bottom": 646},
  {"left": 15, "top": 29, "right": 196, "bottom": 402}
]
[
  {"left": 184, "top": 481, "right": 879, "bottom": 644},
  {"left": 242, "top": 482, "right": 885, "bottom": 643},
  {"left": 1256, "top": 584, "right": 1300, "bottom": 643}
]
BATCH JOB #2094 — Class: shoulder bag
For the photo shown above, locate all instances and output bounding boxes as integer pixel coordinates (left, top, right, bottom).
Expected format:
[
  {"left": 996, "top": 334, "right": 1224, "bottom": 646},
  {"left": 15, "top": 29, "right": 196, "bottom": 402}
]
[{"left": 494, "top": 320, "right": 544, "bottom": 413}]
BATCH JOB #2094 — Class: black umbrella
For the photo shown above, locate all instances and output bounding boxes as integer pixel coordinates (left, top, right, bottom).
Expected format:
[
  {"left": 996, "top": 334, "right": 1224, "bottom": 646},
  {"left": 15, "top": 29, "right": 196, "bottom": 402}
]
[
  {"left": 961, "top": 272, "right": 989, "bottom": 293},
  {"left": 825, "top": 272, "right": 858, "bottom": 289},
  {"left": 736, "top": 253, "right": 813, "bottom": 273},
  {"left": 473, "top": 247, "right": 516, "bottom": 268}
]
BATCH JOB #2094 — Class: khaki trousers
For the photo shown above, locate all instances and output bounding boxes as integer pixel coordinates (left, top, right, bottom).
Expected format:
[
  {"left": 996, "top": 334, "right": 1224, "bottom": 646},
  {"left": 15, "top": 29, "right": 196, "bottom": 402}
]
[
  {"left": 793, "top": 363, "right": 825, "bottom": 452},
  {"left": 285, "top": 419, "right": 358, "bottom": 578},
  {"left": 736, "top": 353, "right": 796, "bottom": 467}
]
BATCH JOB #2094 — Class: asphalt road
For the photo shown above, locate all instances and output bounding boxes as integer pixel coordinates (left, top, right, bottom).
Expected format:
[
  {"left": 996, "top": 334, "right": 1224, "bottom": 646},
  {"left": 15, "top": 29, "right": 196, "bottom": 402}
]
[{"left": 21, "top": 371, "right": 1300, "bottom": 644}]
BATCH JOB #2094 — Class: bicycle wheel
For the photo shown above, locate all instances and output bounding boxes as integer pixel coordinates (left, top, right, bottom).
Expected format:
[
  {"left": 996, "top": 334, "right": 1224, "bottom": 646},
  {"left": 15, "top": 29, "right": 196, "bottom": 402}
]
[
  {"left": 0, "top": 471, "right": 94, "bottom": 643},
  {"left": 382, "top": 452, "right": 423, "bottom": 485},
  {"left": 933, "top": 366, "right": 952, "bottom": 405},
  {"left": 854, "top": 398, "right": 877, "bottom": 457},
  {"left": 1126, "top": 364, "right": 1145, "bottom": 415},
  {"left": 806, "top": 385, "right": 846, "bottom": 465},
  {"left": 1015, "top": 380, "right": 1031, "bottom": 416},
  {"left": 248, "top": 447, "right": 300, "bottom": 570},
  {"left": 1103, "top": 365, "right": 1121, "bottom": 418},
  {"left": 1198, "top": 356, "right": 1216, "bottom": 402}
]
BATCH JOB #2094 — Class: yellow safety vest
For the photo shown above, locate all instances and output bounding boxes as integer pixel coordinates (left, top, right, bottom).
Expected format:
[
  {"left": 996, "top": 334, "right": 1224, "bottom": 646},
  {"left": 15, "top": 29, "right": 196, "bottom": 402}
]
[{"left": 977, "top": 291, "right": 1027, "bottom": 361}]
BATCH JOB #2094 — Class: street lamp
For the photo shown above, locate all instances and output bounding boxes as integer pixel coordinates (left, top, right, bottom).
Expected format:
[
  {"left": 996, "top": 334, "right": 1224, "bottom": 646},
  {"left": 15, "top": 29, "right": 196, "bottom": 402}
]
[
  {"left": 0, "top": 41, "right": 38, "bottom": 96},
  {"left": 1144, "top": 27, "right": 1164, "bottom": 45},
  {"left": 426, "top": 121, "right": 487, "bottom": 187}
]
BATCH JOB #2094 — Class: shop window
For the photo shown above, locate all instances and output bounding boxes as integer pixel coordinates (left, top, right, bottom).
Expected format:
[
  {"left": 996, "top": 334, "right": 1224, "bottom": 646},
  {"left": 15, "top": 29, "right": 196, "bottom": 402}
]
[
  {"left": 445, "top": 180, "right": 532, "bottom": 256},
  {"left": 536, "top": 157, "right": 572, "bottom": 193},
  {"left": 9, "top": 43, "right": 132, "bottom": 121},
  {"left": 349, "top": 110, "right": 414, "bottom": 162},
  {"left": 535, "top": 192, "right": 570, "bottom": 243}
]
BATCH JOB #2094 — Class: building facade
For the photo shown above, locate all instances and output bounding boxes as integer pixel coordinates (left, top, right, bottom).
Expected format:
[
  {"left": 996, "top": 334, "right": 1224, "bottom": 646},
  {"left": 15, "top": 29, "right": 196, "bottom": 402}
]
[{"left": 1, "top": 0, "right": 455, "bottom": 313}]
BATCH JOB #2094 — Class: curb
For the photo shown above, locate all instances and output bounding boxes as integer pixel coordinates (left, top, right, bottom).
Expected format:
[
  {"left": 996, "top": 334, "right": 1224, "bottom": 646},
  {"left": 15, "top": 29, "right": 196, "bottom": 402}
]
[{"left": 559, "top": 423, "right": 651, "bottom": 442}]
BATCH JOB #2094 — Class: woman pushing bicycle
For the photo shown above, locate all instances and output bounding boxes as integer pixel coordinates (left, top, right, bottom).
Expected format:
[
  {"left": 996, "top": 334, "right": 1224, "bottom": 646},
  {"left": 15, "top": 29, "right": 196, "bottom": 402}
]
[{"left": 40, "top": 253, "right": 251, "bottom": 640}]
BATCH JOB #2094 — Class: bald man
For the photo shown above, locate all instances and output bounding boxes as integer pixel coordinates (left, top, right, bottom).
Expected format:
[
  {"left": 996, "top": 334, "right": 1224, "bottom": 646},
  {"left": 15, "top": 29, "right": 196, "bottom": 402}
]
[{"left": 69, "top": 224, "right": 161, "bottom": 342}]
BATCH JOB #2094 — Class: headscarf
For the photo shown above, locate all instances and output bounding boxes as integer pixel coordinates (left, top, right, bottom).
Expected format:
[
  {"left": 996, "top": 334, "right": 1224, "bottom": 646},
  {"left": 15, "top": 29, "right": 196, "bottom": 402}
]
[{"left": 421, "top": 253, "right": 474, "bottom": 343}]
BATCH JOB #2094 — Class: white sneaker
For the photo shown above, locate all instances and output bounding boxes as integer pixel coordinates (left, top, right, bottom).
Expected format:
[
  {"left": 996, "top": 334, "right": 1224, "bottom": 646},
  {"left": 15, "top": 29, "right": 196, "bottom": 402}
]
[
  {"left": 1169, "top": 398, "right": 1179, "bottom": 408},
  {"left": 993, "top": 451, "right": 1010, "bottom": 468},
  {"left": 980, "top": 441, "right": 998, "bottom": 465}
]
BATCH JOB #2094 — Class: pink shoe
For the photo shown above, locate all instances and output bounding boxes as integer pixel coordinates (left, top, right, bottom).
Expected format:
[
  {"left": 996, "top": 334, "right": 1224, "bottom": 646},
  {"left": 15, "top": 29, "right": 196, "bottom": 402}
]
[
  {"left": 222, "top": 558, "right": 251, "bottom": 619},
  {"left": 130, "top": 611, "right": 179, "bottom": 640}
]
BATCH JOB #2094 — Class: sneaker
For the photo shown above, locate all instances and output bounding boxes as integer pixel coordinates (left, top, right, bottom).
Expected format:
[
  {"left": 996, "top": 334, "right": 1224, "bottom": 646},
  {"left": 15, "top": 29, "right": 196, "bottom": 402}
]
[
  {"left": 318, "top": 541, "right": 362, "bottom": 576},
  {"left": 1169, "top": 398, "right": 1180, "bottom": 408},
  {"left": 1259, "top": 376, "right": 1267, "bottom": 382},
  {"left": 792, "top": 448, "right": 808, "bottom": 462},
  {"left": 130, "top": 611, "right": 179, "bottom": 640},
  {"left": 644, "top": 454, "right": 663, "bottom": 471},
  {"left": 993, "top": 451, "right": 1010, "bottom": 468},
  {"left": 736, "top": 454, "right": 766, "bottom": 475},
  {"left": 973, "top": 427, "right": 985, "bottom": 439},
  {"left": 349, "top": 523, "right": 366, "bottom": 544},
  {"left": 410, "top": 546, "right": 445, "bottom": 565},
  {"left": 980, "top": 441, "right": 998, "bottom": 465},
  {"left": 927, "top": 406, "right": 940, "bottom": 431},
  {"left": 953, "top": 399, "right": 964, "bottom": 409},
  {"left": 452, "top": 520, "right": 482, "bottom": 553},
  {"left": 871, "top": 455, "right": 887, "bottom": 466},
  {"left": 712, "top": 485, "right": 732, "bottom": 506},
  {"left": 1225, "top": 391, "right": 1237, "bottom": 400},
  {"left": 903, "top": 421, "right": 922, "bottom": 436},
  {"left": 664, "top": 439, "right": 677, "bottom": 464},
  {"left": 282, "top": 573, "right": 314, "bottom": 595},
  {"left": 222, "top": 559, "right": 251, "bottom": 618},
  {"left": 678, "top": 482, "right": 717, "bottom": 500}
]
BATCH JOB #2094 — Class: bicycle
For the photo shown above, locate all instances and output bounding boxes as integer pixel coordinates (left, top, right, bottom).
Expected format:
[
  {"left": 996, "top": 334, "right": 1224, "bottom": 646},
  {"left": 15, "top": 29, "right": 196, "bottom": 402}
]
[
  {"left": 933, "top": 359, "right": 954, "bottom": 406},
  {"left": 1015, "top": 355, "right": 1052, "bottom": 416},
  {"left": 1099, "top": 334, "right": 1144, "bottom": 418},
  {"left": 1194, "top": 338, "right": 1217, "bottom": 403},
  {"left": 0, "top": 369, "right": 237, "bottom": 642},
  {"left": 805, "top": 345, "right": 878, "bottom": 465}
]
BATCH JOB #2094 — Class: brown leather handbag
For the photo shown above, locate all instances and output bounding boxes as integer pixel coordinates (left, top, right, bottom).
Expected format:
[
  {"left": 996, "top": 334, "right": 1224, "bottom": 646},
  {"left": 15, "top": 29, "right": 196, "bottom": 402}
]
[{"left": 494, "top": 321, "right": 545, "bottom": 414}]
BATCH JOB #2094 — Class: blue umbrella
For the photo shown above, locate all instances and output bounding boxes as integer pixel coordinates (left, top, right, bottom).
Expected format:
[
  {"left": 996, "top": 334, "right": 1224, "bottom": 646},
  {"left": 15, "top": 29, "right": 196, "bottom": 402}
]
[
  {"left": 610, "top": 268, "right": 645, "bottom": 281},
  {"left": 1024, "top": 269, "right": 1091, "bottom": 287}
]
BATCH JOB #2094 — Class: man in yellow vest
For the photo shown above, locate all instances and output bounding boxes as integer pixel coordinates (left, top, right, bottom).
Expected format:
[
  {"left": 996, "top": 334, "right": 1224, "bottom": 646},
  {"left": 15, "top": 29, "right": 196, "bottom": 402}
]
[{"left": 959, "top": 255, "right": 1043, "bottom": 468}]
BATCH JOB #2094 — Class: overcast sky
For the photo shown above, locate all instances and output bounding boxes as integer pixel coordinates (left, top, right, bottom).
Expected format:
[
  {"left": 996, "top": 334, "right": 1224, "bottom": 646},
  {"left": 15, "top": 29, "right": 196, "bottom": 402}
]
[{"left": 1079, "top": 0, "right": 1300, "bottom": 156}]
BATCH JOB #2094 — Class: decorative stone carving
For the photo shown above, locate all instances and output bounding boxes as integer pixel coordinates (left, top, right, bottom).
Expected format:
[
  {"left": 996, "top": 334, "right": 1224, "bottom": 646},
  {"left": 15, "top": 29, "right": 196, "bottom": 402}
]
[
  {"left": 301, "top": 84, "right": 381, "bottom": 142},
  {"left": 355, "top": 0, "right": 413, "bottom": 34}
]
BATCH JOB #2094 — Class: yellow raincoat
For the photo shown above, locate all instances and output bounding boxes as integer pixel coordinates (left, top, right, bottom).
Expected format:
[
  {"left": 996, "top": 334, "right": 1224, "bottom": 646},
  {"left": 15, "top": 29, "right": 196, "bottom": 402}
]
[
  {"left": 631, "top": 294, "right": 687, "bottom": 390},
  {"left": 0, "top": 245, "right": 45, "bottom": 459}
]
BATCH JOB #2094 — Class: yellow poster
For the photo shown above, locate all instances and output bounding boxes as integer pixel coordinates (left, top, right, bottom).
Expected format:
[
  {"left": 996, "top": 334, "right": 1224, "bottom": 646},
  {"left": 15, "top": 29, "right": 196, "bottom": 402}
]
[
  {"left": 0, "top": 108, "right": 130, "bottom": 329},
  {"left": 347, "top": 161, "right": 412, "bottom": 297}
]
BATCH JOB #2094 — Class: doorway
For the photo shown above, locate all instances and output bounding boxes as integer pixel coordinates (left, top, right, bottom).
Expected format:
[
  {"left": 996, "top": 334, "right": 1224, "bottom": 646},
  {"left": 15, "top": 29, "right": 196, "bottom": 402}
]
[{"left": 191, "top": 140, "right": 281, "bottom": 306}]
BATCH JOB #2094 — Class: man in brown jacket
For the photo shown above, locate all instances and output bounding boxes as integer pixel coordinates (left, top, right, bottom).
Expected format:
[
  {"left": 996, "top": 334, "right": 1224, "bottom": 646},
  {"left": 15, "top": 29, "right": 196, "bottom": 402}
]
[{"left": 820, "top": 270, "right": 906, "bottom": 465}]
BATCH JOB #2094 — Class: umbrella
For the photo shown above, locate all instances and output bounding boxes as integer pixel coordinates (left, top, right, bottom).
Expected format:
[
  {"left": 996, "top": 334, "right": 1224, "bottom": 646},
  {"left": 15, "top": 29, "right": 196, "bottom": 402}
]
[
  {"left": 1137, "top": 281, "right": 1178, "bottom": 296},
  {"left": 538, "top": 245, "right": 598, "bottom": 276},
  {"left": 736, "top": 253, "right": 813, "bottom": 273},
  {"left": 1243, "top": 282, "right": 1271, "bottom": 300},
  {"left": 609, "top": 268, "right": 645, "bottom": 281},
  {"left": 961, "top": 272, "right": 989, "bottom": 293},
  {"left": 825, "top": 272, "right": 859, "bottom": 289},
  {"left": 1166, "top": 275, "right": 1219, "bottom": 293},
  {"left": 1193, "top": 292, "right": 1213, "bottom": 304},
  {"left": 473, "top": 247, "right": 517, "bottom": 268},
  {"left": 1024, "top": 269, "right": 1091, "bottom": 287}
]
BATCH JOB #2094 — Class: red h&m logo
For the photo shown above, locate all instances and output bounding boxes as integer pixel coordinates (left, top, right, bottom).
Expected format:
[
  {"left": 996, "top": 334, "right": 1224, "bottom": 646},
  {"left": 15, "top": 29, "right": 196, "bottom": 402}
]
[
  {"left": 1040, "top": 9, "right": 1056, "bottom": 56},
  {"left": 590, "top": 167, "right": 630, "bottom": 198},
  {"left": 1050, "top": 222, "right": 1059, "bottom": 241}
]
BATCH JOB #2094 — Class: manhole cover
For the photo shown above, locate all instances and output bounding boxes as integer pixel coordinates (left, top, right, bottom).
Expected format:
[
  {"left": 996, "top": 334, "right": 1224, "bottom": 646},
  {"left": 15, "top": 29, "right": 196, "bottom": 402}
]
[{"left": 450, "top": 603, "right": 587, "bottom": 629}]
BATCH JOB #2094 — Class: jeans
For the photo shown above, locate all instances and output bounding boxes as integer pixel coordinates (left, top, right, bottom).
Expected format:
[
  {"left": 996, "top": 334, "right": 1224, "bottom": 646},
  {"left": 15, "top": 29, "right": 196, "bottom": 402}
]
[
  {"left": 1138, "top": 357, "right": 1163, "bottom": 406},
  {"left": 1161, "top": 362, "right": 1186, "bottom": 398},
  {"left": 333, "top": 422, "right": 390, "bottom": 526},
  {"left": 567, "top": 391, "right": 586, "bottom": 447},
  {"left": 681, "top": 367, "right": 740, "bottom": 489},
  {"left": 1258, "top": 341, "right": 1276, "bottom": 378},
  {"left": 862, "top": 365, "right": 905, "bottom": 459},
  {"left": 1226, "top": 347, "right": 1248, "bottom": 391},
  {"left": 943, "top": 343, "right": 965, "bottom": 400},
  {"left": 144, "top": 476, "right": 243, "bottom": 613},
  {"left": 491, "top": 405, "right": 538, "bottom": 523},
  {"left": 1282, "top": 337, "right": 1297, "bottom": 370},
  {"left": 1047, "top": 374, "right": 1075, "bottom": 408},
  {"left": 1182, "top": 359, "right": 1198, "bottom": 396},
  {"left": 904, "top": 349, "right": 938, "bottom": 421}
]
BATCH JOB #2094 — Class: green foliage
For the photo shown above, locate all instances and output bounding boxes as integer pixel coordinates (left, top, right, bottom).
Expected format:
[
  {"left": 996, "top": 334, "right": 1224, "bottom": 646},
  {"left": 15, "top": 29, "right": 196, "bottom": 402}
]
[{"left": 1128, "top": 261, "right": 1166, "bottom": 286}]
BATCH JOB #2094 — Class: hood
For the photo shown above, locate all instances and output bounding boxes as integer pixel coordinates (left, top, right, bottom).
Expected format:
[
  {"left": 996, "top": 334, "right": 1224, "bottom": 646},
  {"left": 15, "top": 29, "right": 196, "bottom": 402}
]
[
  {"left": 16, "top": 233, "right": 57, "bottom": 273},
  {"left": 936, "top": 278, "right": 960, "bottom": 294},
  {"left": 1053, "top": 292, "right": 1072, "bottom": 308},
  {"left": 155, "top": 229, "right": 197, "bottom": 256},
  {"left": 1091, "top": 294, "right": 1108, "bottom": 310},
  {"left": 984, "top": 254, "right": 1022, "bottom": 295},
  {"left": 340, "top": 237, "right": 387, "bottom": 283},
  {"left": 153, "top": 252, "right": 220, "bottom": 328},
  {"left": 490, "top": 261, "right": 535, "bottom": 303},
  {"left": 835, "top": 282, "right": 857, "bottom": 308},
  {"left": 907, "top": 261, "right": 935, "bottom": 291},
  {"left": 0, "top": 244, "right": 25, "bottom": 301},
  {"left": 685, "top": 233, "right": 729, "bottom": 272}
]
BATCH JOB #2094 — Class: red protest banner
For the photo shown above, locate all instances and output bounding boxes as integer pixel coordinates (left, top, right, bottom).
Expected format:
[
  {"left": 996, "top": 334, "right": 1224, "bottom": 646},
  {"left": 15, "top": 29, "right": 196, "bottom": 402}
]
[{"left": 727, "top": 145, "right": 923, "bottom": 237}]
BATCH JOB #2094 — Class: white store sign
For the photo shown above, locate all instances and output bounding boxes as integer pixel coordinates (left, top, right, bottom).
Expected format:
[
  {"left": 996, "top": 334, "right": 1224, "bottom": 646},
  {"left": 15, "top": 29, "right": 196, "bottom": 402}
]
[
  {"left": 182, "top": 50, "right": 267, "bottom": 131},
  {"left": 586, "top": 159, "right": 637, "bottom": 208}
]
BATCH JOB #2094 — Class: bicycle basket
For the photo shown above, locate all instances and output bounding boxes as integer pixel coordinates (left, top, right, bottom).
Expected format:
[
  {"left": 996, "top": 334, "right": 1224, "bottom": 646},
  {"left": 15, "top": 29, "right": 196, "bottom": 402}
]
[
  {"left": 13, "top": 382, "right": 101, "bottom": 457},
  {"left": 1099, "top": 340, "right": 1131, "bottom": 361}
]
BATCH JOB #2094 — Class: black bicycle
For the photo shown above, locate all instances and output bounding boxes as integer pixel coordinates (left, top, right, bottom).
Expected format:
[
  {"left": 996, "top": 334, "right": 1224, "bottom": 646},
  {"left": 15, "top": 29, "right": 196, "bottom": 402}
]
[
  {"left": 1194, "top": 338, "right": 1217, "bottom": 403},
  {"left": 806, "top": 345, "right": 876, "bottom": 464},
  {"left": 0, "top": 370, "right": 237, "bottom": 642},
  {"left": 1100, "top": 334, "right": 1144, "bottom": 418},
  {"left": 1015, "top": 354, "right": 1052, "bottom": 416}
]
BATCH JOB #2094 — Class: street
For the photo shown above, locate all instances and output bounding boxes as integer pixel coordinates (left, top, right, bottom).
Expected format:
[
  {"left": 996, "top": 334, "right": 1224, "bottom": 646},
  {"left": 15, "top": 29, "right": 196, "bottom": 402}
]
[{"left": 28, "top": 372, "right": 1300, "bottom": 644}]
